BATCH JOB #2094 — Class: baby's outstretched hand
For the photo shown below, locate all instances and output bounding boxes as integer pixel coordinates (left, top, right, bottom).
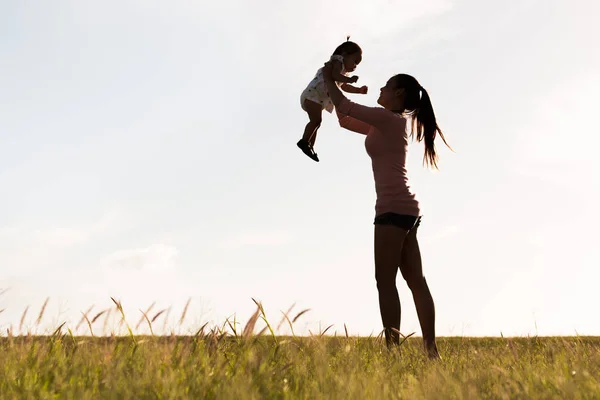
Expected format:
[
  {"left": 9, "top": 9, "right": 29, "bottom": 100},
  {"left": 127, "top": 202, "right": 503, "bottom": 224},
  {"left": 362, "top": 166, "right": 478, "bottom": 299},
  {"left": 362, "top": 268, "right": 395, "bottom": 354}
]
[
  {"left": 359, "top": 86, "right": 368, "bottom": 94},
  {"left": 349, "top": 76, "right": 359, "bottom": 83}
]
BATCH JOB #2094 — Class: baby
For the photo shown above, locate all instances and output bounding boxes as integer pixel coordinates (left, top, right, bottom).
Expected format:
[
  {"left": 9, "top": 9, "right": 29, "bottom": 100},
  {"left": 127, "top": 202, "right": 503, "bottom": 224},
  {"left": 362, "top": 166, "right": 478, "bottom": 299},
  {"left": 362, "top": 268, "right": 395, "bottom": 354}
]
[{"left": 297, "top": 38, "right": 368, "bottom": 162}]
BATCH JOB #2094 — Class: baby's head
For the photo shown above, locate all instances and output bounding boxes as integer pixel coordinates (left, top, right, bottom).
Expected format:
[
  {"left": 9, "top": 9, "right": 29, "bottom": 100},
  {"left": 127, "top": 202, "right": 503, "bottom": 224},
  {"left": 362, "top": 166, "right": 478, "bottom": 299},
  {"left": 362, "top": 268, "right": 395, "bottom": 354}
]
[{"left": 332, "top": 37, "right": 362, "bottom": 72}]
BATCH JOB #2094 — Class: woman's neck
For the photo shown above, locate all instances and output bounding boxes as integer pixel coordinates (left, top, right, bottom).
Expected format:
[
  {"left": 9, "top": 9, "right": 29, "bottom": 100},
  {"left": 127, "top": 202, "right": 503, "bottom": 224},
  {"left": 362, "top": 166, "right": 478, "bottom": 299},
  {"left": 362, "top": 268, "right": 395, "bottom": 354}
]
[{"left": 388, "top": 101, "right": 405, "bottom": 114}]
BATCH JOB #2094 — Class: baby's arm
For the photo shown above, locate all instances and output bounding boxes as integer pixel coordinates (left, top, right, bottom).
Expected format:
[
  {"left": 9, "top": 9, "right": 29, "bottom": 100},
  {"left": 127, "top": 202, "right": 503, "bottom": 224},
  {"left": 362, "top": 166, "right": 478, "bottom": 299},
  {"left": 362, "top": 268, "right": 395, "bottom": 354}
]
[
  {"left": 331, "top": 60, "right": 357, "bottom": 84},
  {"left": 341, "top": 84, "right": 368, "bottom": 94}
]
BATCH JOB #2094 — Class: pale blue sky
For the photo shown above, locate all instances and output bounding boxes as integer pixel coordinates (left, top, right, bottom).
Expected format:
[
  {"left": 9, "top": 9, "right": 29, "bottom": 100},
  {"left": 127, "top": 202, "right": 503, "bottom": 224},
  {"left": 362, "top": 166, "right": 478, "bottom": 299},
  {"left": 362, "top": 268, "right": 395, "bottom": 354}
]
[{"left": 1, "top": 0, "right": 598, "bottom": 337}]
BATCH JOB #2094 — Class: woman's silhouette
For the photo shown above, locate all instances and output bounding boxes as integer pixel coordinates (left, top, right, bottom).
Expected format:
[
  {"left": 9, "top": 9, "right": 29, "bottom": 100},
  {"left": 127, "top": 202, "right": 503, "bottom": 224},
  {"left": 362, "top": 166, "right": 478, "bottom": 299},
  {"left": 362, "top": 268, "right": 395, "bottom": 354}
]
[{"left": 322, "top": 61, "right": 451, "bottom": 359}]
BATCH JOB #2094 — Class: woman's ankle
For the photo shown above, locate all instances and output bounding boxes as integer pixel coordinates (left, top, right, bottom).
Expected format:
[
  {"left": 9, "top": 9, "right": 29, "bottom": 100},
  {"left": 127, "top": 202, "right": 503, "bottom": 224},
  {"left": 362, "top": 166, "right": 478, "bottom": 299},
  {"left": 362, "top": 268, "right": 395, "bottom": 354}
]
[{"left": 424, "top": 339, "right": 440, "bottom": 359}]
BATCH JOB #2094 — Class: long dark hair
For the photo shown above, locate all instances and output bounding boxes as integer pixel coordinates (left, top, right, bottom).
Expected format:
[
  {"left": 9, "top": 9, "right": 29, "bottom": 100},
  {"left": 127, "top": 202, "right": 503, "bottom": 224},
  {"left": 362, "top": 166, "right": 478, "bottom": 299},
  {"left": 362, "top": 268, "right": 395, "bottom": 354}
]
[{"left": 393, "top": 74, "right": 451, "bottom": 169}]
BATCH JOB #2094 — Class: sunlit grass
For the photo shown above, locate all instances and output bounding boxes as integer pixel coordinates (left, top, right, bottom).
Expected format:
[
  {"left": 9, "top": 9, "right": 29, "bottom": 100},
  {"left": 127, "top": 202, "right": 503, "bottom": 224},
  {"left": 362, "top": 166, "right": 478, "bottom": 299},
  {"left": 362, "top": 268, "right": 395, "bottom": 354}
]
[{"left": 0, "top": 297, "right": 598, "bottom": 399}]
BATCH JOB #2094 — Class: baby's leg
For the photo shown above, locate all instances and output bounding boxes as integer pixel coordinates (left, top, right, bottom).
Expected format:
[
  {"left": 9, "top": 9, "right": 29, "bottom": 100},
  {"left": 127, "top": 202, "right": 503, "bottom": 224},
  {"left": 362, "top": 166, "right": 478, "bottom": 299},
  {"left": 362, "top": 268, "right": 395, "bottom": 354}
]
[
  {"left": 297, "top": 100, "right": 322, "bottom": 162},
  {"left": 301, "top": 100, "right": 323, "bottom": 145}
]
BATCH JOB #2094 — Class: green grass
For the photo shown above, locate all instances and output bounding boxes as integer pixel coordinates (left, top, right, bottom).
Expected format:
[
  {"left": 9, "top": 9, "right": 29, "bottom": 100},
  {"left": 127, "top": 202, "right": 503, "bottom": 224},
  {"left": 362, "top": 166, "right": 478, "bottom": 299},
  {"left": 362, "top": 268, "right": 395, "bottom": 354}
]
[
  {"left": 0, "top": 334, "right": 598, "bottom": 399},
  {"left": 0, "top": 298, "right": 598, "bottom": 399}
]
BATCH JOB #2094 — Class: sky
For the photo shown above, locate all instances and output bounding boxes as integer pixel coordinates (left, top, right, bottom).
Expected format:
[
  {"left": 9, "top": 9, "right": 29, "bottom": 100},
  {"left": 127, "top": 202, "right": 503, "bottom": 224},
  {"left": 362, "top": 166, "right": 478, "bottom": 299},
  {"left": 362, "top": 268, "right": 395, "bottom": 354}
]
[{"left": 1, "top": 0, "right": 598, "bottom": 338}]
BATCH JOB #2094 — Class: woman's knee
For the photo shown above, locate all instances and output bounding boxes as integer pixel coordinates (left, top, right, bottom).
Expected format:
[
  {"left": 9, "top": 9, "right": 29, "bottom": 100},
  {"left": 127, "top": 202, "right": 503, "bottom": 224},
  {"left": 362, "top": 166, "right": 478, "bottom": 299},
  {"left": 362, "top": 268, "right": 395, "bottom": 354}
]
[
  {"left": 375, "top": 268, "right": 397, "bottom": 291},
  {"left": 404, "top": 273, "right": 427, "bottom": 291}
]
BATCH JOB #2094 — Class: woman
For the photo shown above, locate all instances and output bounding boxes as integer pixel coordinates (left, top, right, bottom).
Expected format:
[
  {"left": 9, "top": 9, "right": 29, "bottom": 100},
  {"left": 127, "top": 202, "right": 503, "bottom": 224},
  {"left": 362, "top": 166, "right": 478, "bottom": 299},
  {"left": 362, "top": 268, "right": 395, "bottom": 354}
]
[{"left": 322, "top": 61, "right": 451, "bottom": 359}]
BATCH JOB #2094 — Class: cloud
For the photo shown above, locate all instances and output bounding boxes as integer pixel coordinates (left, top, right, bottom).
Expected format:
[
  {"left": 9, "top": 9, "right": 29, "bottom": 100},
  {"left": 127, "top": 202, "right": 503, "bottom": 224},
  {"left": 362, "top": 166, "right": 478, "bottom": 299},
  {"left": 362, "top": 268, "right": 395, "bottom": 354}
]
[
  {"left": 0, "top": 207, "right": 126, "bottom": 246},
  {"left": 218, "top": 230, "right": 295, "bottom": 249},
  {"left": 101, "top": 243, "right": 179, "bottom": 272},
  {"left": 508, "top": 72, "right": 600, "bottom": 196},
  {"left": 222, "top": 0, "right": 454, "bottom": 79},
  {"left": 513, "top": 73, "right": 599, "bottom": 166},
  {"left": 420, "top": 224, "right": 461, "bottom": 244},
  {"left": 0, "top": 206, "right": 133, "bottom": 275}
]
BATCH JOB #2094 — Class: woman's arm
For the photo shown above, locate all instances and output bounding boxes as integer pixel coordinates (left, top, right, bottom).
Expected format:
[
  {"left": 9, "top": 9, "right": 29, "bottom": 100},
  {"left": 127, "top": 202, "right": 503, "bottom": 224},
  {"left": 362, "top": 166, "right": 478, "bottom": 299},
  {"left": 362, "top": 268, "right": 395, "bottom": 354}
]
[
  {"left": 323, "top": 62, "right": 394, "bottom": 131},
  {"left": 335, "top": 109, "right": 372, "bottom": 135}
]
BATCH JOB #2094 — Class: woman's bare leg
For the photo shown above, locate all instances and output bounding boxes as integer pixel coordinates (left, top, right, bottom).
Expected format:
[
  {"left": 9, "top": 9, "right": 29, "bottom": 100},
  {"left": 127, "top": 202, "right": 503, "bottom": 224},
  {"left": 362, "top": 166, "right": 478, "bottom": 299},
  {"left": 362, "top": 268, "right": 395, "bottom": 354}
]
[
  {"left": 374, "top": 224, "right": 408, "bottom": 346},
  {"left": 399, "top": 220, "right": 440, "bottom": 359}
]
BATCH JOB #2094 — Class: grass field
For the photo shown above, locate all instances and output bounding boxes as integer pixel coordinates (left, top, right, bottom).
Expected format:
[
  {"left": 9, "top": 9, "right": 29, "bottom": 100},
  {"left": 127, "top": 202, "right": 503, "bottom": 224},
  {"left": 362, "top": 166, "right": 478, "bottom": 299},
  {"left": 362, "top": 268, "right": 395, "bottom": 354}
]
[
  {"left": 0, "top": 298, "right": 598, "bottom": 399},
  {"left": 1, "top": 334, "right": 599, "bottom": 399}
]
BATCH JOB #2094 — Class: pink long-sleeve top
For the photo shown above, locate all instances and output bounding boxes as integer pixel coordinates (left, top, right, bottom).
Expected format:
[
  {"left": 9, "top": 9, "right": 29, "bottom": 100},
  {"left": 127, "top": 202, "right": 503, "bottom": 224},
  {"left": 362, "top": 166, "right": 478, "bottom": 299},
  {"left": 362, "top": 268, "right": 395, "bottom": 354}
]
[{"left": 336, "top": 97, "right": 420, "bottom": 217}]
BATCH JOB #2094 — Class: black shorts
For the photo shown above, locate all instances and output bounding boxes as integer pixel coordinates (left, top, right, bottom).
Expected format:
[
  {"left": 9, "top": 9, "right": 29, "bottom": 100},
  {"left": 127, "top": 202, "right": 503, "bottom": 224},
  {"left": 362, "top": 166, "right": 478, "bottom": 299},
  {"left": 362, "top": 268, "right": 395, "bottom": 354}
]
[{"left": 373, "top": 212, "right": 421, "bottom": 231}]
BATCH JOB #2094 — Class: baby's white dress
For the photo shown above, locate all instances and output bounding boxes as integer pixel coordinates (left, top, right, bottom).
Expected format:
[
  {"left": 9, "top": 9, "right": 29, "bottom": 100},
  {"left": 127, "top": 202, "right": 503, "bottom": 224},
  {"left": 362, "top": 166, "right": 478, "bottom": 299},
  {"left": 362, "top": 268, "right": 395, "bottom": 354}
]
[{"left": 300, "top": 55, "right": 347, "bottom": 113}]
